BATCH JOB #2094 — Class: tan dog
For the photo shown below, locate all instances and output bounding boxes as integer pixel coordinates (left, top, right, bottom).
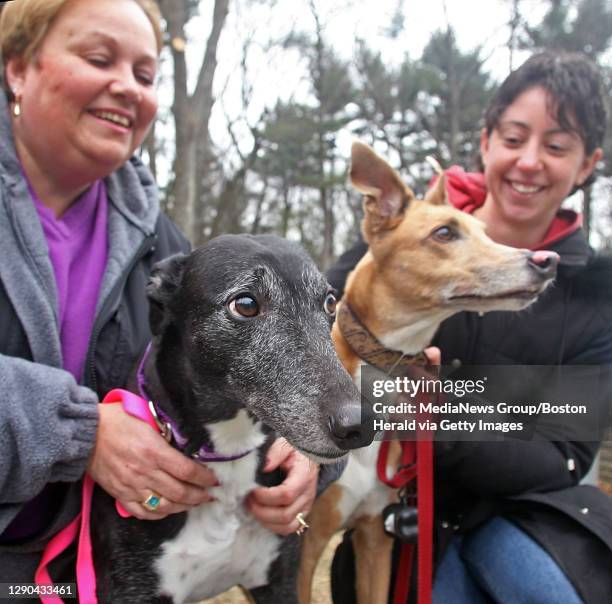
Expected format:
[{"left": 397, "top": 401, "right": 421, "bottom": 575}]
[{"left": 297, "top": 142, "right": 558, "bottom": 604}]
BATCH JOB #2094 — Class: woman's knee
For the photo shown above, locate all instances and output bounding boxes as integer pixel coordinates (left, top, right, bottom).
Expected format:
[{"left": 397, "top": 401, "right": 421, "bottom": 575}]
[{"left": 461, "top": 516, "right": 583, "bottom": 604}]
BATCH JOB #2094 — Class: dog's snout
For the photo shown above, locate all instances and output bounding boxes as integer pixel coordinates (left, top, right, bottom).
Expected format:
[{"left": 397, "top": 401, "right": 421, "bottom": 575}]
[
  {"left": 527, "top": 250, "right": 559, "bottom": 278},
  {"left": 328, "top": 403, "right": 375, "bottom": 451}
]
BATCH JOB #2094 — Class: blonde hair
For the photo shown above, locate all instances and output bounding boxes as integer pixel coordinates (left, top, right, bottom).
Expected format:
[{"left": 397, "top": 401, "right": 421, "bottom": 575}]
[{"left": 1, "top": 0, "right": 163, "bottom": 98}]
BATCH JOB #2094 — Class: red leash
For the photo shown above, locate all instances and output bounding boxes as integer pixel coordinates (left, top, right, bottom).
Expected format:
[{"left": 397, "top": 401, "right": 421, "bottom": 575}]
[
  {"left": 415, "top": 437, "right": 433, "bottom": 604},
  {"left": 377, "top": 435, "right": 434, "bottom": 604}
]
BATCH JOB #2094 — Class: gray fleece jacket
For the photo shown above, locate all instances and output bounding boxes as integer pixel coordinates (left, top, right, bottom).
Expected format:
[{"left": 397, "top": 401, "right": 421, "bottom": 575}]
[{"left": 0, "top": 90, "right": 188, "bottom": 582}]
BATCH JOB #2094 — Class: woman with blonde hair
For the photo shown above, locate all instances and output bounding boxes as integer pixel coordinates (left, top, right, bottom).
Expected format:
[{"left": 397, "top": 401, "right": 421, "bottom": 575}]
[{"left": 0, "top": 0, "right": 319, "bottom": 588}]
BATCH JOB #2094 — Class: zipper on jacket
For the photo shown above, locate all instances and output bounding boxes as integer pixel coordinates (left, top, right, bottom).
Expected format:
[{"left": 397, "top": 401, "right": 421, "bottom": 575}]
[{"left": 84, "top": 234, "right": 157, "bottom": 392}]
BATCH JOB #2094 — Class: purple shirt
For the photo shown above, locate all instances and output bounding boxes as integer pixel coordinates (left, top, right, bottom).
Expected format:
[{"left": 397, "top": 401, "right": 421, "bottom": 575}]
[
  {"left": 32, "top": 180, "right": 109, "bottom": 381},
  {"left": 1, "top": 182, "right": 108, "bottom": 542}
]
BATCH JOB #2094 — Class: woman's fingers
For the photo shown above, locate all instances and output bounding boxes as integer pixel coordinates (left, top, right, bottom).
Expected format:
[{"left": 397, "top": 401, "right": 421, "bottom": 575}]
[
  {"left": 156, "top": 445, "right": 218, "bottom": 490},
  {"left": 88, "top": 408, "right": 328, "bottom": 530},
  {"left": 424, "top": 346, "right": 441, "bottom": 366},
  {"left": 246, "top": 488, "right": 314, "bottom": 535},
  {"left": 120, "top": 493, "right": 195, "bottom": 520},
  {"left": 146, "top": 467, "right": 216, "bottom": 506},
  {"left": 87, "top": 403, "right": 217, "bottom": 518},
  {"left": 246, "top": 439, "right": 319, "bottom": 535}
]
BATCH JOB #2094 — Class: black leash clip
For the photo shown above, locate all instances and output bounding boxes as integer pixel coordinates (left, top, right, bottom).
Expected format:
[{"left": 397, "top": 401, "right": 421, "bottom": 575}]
[{"left": 382, "top": 485, "right": 418, "bottom": 543}]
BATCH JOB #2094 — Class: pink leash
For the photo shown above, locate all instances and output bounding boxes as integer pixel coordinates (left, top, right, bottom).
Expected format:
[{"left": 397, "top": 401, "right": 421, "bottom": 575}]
[{"left": 35, "top": 389, "right": 158, "bottom": 603}]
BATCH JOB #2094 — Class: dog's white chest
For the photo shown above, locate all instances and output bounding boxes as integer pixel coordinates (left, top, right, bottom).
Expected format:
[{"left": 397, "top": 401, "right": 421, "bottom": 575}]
[
  {"left": 156, "top": 501, "right": 281, "bottom": 602},
  {"left": 154, "top": 414, "right": 281, "bottom": 603}
]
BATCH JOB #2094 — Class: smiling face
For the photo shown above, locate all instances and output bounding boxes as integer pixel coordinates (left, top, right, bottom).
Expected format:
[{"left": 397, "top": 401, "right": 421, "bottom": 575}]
[
  {"left": 6, "top": 0, "right": 158, "bottom": 188},
  {"left": 479, "top": 86, "right": 601, "bottom": 240}
]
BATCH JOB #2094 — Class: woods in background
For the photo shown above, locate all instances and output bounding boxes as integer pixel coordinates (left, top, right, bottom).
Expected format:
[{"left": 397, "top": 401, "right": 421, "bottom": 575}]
[{"left": 3, "top": 0, "right": 609, "bottom": 264}]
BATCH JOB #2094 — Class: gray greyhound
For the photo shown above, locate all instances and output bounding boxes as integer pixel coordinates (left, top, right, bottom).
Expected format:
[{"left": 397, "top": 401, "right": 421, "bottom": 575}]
[{"left": 87, "top": 234, "right": 374, "bottom": 603}]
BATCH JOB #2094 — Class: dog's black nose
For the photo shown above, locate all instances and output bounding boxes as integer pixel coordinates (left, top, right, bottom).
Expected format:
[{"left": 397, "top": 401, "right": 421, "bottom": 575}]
[
  {"left": 328, "top": 403, "right": 375, "bottom": 450},
  {"left": 527, "top": 250, "right": 559, "bottom": 278}
]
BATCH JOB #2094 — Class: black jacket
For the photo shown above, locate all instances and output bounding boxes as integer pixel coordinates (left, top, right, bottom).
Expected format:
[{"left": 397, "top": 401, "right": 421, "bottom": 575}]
[{"left": 328, "top": 226, "right": 612, "bottom": 604}]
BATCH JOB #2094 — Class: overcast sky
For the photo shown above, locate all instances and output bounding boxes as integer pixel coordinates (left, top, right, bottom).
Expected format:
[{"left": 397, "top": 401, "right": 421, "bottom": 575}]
[
  {"left": 211, "top": 0, "right": 543, "bottom": 90},
  {"left": 203, "top": 1, "right": 545, "bottom": 153},
  {"left": 152, "top": 0, "right": 611, "bottom": 244},
  {"left": 155, "top": 0, "right": 546, "bottom": 177}
]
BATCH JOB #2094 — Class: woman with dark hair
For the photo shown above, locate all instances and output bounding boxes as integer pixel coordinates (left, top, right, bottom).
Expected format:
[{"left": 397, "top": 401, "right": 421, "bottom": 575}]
[{"left": 330, "top": 51, "right": 612, "bottom": 604}]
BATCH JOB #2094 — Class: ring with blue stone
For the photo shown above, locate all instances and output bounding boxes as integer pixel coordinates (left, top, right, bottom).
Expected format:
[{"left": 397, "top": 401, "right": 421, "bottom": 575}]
[{"left": 141, "top": 491, "right": 162, "bottom": 512}]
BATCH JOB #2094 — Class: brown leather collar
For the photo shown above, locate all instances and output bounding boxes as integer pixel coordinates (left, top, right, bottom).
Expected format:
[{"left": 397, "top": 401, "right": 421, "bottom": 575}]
[{"left": 337, "top": 301, "right": 429, "bottom": 373}]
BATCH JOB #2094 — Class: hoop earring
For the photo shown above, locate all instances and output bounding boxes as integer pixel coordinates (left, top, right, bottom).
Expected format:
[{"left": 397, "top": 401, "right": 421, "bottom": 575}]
[{"left": 13, "top": 94, "right": 22, "bottom": 117}]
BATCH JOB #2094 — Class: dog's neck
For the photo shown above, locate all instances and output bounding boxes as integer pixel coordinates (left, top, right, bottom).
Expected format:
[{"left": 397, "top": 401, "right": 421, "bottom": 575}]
[
  {"left": 377, "top": 310, "right": 453, "bottom": 354},
  {"left": 336, "top": 301, "right": 430, "bottom": 372},
  {"left": 138, "top": 343, "right": 261, "bottom": 462},
  {"left": 345, "top": 280, "right": 453, "bottom": 357}
]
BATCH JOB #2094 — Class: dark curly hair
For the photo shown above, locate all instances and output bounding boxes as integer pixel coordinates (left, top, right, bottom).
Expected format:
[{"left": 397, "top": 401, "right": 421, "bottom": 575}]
[{"left": 484, "top": 51, "right": 607, "bottom": 189}]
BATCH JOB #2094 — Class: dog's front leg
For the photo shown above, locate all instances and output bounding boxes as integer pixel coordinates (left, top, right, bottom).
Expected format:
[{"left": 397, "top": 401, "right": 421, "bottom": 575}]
[
  {"left": 297, "top": 483, "right": 346, "bottom": 604},
  {"left": 353, "top": 515, "right": 394, "bottom": 604}
]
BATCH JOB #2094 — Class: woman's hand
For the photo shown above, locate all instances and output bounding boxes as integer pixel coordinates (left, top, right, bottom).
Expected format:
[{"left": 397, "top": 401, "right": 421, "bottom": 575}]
[
  {"left": 246, "top": 438, "right": 319, "bottom": 535},
  {"left": 425, "top": 346, "right": 441, "bottom": 365},
  {"left": 87, "top": 403, "right": 217, "bottom": 520}
]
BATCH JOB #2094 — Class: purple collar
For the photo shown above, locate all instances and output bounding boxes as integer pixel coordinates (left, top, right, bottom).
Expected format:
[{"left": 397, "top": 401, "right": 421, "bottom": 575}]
[{"left": 137, "top": 344, "right": 253, "bottom": 462}]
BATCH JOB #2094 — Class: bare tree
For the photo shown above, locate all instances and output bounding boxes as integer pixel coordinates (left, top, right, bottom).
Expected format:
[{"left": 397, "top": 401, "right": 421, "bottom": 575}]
[
  {"left": 204, "top": 35, "right": 267, "bottom": 241},
  {"left": 507, "top": 0, "right": 522, "bottom": 71},
  {"left": 158, "top": 0, "right": 230, "bottom": 242}
]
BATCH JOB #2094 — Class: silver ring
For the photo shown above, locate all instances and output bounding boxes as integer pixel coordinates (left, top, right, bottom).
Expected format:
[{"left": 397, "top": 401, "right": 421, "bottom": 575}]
[
  {"left": 141, "top": 491, "right": 162, "bottom": 512},
  {"left": 295, "top": 512, "right": 309, "bottom": 535}
]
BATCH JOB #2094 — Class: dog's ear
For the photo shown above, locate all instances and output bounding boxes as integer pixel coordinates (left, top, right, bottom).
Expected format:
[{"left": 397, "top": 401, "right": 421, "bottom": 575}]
[
  {"left": 350, "top": 141, "right": 415, "bottom": 240},
  {"left": 423, "top": 156, "right": 448, "bottom": 206},
  {"left": 146, "top": 253, "right": 188, "bottom": 336},
  {"left": 424, "top": 173, "right": 448, "bottom": 206}
]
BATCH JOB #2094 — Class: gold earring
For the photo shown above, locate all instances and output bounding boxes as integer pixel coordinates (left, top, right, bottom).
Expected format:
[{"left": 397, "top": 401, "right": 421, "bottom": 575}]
[{"left": 13, "top": 94, "right": 21, "bottom": 117}]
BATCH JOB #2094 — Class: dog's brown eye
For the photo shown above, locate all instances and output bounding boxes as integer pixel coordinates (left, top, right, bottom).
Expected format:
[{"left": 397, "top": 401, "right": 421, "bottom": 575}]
[
  {"left": 229, "top": 296, "right": 259, "bottom": 318},
  {"left": 432, "top": 226, "right": 458, "bottom": 243},
  {"left": 324, "top": 293, "right": 337, "bottom": 316}
]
